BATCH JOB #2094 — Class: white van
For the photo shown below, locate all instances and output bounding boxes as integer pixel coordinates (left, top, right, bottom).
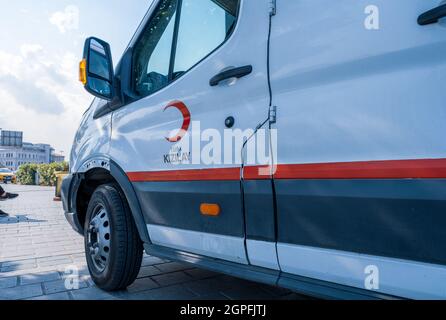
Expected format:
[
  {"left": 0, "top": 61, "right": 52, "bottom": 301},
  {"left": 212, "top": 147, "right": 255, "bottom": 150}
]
[{"left": 62, "top": 0, "right": 446, "bottom": 299}]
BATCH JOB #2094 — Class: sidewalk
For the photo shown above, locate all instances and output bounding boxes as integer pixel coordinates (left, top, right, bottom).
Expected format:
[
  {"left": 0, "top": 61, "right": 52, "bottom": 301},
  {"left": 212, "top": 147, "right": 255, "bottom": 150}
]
[{"left": 0, "top": 184, "right": 304, "bottom": 300}]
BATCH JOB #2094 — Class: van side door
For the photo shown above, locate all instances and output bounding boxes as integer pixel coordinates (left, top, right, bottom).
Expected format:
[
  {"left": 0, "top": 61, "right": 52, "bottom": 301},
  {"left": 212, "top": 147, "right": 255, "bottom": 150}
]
[
  {"left": 110, "top": 0, "right": 272, "bottom": 264},
  {"left": 271, "top": 0, "right": 446, "bottom": 299}
]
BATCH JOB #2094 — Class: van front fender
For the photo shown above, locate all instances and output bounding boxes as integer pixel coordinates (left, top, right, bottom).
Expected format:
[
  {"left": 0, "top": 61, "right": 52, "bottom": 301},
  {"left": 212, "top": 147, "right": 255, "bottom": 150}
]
[
  {"left": 62, "top": 159, "right": 151, "bottom": 244},
  {"left": 109, "top": 160, "right": 151, "bottom": 244}
]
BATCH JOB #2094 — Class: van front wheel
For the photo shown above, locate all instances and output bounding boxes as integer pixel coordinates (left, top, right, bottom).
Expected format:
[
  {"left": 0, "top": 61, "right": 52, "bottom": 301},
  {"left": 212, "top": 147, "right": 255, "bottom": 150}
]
[{"left": 84, "top": 184, "right": 143, "bottom": 291}]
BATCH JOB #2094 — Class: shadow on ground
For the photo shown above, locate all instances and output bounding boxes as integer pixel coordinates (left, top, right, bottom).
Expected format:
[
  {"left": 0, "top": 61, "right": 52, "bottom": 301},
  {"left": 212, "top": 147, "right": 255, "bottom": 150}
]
[
  {"left": 0, "top": 254, "right": 306, "bottom": 300},
  {"left": 0, "top": 214, "right": 46, "bottom": 225}
]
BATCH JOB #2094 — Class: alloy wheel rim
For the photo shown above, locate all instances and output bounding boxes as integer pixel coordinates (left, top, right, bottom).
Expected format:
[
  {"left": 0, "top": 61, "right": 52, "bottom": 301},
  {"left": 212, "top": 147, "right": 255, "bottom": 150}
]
[{"left": 87, "top": 205, "right": 111, "bottom": 272}]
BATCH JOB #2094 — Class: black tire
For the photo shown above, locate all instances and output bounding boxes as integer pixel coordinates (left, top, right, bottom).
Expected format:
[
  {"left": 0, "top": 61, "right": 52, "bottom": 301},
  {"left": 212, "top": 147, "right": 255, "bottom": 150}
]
[{"left": 84, "top": 184, "right": 143, "bottom": 291}]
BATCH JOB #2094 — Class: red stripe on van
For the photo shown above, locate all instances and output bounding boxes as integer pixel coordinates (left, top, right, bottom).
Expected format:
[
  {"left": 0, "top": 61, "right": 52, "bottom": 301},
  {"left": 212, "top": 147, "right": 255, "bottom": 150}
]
[
  {"left": 243, "top": 165, "right": 272, "bottom": 180},
  {"left": 127, "top": 167, "right": 240, "bottom": 182},
  {"left": 274, "top": 158, "right": 446, "bottom": 179},
  {"left": 127, "top": 159, "right": 446, "bottom": 182}
]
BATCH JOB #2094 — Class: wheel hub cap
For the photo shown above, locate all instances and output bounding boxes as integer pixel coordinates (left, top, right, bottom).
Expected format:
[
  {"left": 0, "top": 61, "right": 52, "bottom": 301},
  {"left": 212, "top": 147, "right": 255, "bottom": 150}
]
[{"left": 87, "top": 207, "right": 111, "bottom": 272}]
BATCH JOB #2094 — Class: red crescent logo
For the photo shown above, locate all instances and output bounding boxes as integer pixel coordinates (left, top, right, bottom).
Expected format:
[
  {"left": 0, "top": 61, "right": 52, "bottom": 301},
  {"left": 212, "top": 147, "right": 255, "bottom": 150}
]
[{"left": 164, "top": 100, "right": 191, "bottom": 143}]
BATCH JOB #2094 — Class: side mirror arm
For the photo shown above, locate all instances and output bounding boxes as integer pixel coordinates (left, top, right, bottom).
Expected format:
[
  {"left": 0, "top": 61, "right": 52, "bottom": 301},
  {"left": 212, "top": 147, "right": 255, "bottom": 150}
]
[{"left": 93, "top": 47, "right": 137, "bottom": 119}]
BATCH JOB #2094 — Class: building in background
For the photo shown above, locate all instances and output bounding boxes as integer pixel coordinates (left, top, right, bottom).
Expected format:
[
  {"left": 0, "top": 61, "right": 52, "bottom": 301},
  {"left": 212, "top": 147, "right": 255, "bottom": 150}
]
[
  {"left": 0, "top": 129, "right": 64, "bottom": 170},
  {"left": 51, "top": 153, "right": 65, "bottom": 163},
  {"left": 0, "top": 130, "right": 23, "bottom": 147}
]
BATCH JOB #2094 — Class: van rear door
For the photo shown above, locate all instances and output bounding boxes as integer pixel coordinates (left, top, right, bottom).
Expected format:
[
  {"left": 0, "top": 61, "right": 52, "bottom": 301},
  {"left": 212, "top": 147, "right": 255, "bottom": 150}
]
[{"left": 270, "top": 1, "right": 446, "bottom": 299}]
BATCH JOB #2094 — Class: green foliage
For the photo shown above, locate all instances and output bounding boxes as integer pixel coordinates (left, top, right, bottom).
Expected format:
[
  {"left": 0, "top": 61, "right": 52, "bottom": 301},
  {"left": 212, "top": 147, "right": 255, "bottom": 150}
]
[
  {"left": 17, "top": 162, "right": 69, "bottom": 186},
  {"left": 38, "top": 162, "right": 69, "bottom": 186},
  {"left": 16, "top": 163, "right": 39, "bottom": 185}
]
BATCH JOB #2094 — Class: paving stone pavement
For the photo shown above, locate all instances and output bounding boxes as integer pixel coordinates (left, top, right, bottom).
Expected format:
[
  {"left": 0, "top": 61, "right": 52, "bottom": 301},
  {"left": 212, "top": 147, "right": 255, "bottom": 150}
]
[{"left": 0, "top": 184, "right": 306, "bottom": 300}]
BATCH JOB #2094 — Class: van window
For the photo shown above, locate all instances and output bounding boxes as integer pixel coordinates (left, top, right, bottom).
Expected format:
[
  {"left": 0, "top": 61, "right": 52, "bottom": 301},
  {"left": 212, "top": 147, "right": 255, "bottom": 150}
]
[
  {"left": 132, "top": 0, "right": 239, "bottom": 98},
  {"left": 133, "top": 0, "right": 178, "bottom": 97},
  {"left": 172, "top": 0, "right": 239, "bottom": 79}
]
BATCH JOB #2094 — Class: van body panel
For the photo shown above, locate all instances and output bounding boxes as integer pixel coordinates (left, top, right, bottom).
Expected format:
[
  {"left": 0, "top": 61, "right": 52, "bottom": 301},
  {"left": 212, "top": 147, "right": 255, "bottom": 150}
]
[
  {"left": 133, "top": 181, "right": 244, "bottom": 237},
  {"left": 64, "top": 0, "right": 446, "bottom": 299},
  {"left": 246, "top": 240, "right": 280, "bottom": 270},
  {"left": 147, "top": 224, "right": 248, "bottom": 264},
  {"left": 70, "top": 98, "right": 112, "bottom": 174},
  {"left": 110, "top": 0, "right": 272, "bottom": 263},
  {"left": 277, "top": 243, "right": 446, "bottom": 300},
  {"left": 270, "top": 0, "right": 446, "bottom": 165},
  {"left": 243, "top": 180, "right": 276, "bottom": 243},
  {"left": 275, "top": 179, "right": 446, "bottom": 266},
  {"left": 270, "top": 0, "right": 446, "bottom": 298}
]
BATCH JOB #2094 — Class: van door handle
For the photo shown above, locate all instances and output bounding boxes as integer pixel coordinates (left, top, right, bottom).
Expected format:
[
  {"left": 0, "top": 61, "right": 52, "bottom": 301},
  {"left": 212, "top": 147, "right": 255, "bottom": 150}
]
[
  {"left": 418, "top": 3, "right": 446, "bottom": 25},
  {"left": 209, "top": 65, "right": 253, "bottom": 86}
]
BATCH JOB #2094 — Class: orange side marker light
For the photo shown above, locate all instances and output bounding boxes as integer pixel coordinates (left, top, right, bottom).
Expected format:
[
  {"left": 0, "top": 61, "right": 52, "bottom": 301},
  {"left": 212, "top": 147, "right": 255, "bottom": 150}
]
[
  {"left": 79, "top": 59, "right": 87, "bottom": 85},
  {"left": 200, "top": 203, "right": 221, "bottom": 216}
]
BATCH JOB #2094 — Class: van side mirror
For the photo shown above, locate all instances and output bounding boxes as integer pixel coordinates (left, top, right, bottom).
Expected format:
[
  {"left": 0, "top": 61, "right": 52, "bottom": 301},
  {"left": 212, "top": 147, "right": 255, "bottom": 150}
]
[{"left": 79, "top": 37, "right": 114, "bottom": 100}]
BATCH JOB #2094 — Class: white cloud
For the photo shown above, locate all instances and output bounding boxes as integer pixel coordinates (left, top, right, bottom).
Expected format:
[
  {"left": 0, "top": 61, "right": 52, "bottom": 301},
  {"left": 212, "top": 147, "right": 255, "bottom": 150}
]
[
  {"left": 49, "top": 5, "right": 80, "bottom": 34},
  {"left": 0, "top": 44, "right": 91, "bottom": 154},
  {"left": 0, "top": 51, "right": 22, "bottom": 76},
  {"left": 0, "top": 44, "right": 67, "bottom": 114},
  {"left": 0, "top": 74, "right": 63, "bottom": 114},
  {"left": 20, "top": 44, "right": 43, "bottom": 58}
]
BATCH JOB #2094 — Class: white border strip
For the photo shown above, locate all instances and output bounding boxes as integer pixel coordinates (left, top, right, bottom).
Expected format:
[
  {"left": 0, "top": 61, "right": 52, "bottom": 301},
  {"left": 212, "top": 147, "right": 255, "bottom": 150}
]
[
  {"left": 278, "top": 243, "right": 446, "bottom": 299},
  {"left": 246, "top": 239, "right": 280, "bottom": 270},
  {"left": 147, "top": 224, "right": 248, "bottom": 264}
]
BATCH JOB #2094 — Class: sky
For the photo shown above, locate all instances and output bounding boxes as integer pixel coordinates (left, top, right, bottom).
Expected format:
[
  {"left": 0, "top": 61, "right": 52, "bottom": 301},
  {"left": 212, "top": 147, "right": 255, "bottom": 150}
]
[{"left": 0, "top": 0, "right": 153, "bottom": 155}]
